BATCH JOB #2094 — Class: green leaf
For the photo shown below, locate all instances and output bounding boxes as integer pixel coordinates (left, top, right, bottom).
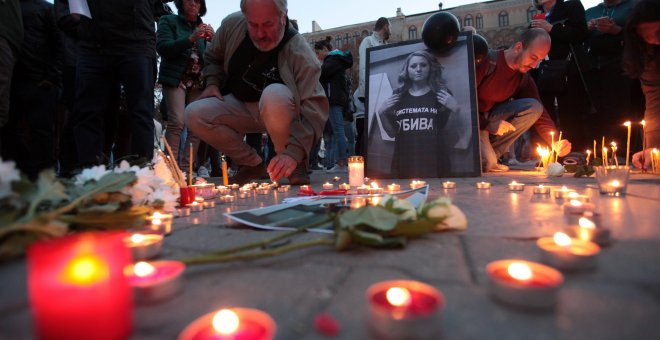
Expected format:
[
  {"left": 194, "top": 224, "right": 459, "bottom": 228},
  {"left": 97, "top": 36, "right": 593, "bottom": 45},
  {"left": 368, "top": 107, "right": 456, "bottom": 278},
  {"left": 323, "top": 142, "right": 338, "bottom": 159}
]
[
  {"left": 389, "top": 219, "right": 437, "bottom": 237},
  {"left": 76, "top": 172, "right": 137, "bottom": 197},
  {"left": 337, "top": 206, "right": 399, "bottom": 231},
  {"left": 20, "top": 170, "right": 68, "bottom": 222},
  {"left": 350, "top": 229, "right": 384, "bottom": 246}
]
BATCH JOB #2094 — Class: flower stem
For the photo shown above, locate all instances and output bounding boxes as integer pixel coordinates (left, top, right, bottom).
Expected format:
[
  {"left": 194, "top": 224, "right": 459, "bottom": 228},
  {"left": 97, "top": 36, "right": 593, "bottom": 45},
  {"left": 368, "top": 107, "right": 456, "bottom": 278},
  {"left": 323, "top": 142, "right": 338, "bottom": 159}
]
[{"left": 182, "top": 238, "right": 335, "bottom": 265}]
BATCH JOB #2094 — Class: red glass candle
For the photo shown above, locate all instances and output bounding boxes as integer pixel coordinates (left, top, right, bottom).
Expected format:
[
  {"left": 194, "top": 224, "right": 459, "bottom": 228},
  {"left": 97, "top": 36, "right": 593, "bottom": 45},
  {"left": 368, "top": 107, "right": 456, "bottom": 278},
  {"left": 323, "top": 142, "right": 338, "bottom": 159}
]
[
  {"left": 127, "top": 260, "right": 185, "bottom": 303},
  {"left": 179, "top": 308, "right": 276, "bottom": 340},
  {"left": 28, "top": 232, "right": 132, "bottom": 340},
  {"left": 486, "top": 259, "right": 563, "bottom": 309}
]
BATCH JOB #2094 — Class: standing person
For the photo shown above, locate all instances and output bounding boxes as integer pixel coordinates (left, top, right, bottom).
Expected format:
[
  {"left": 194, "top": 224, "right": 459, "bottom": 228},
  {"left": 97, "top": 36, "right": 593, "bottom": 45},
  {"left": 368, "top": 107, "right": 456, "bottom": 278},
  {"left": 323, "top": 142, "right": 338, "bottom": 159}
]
[
  {"left": 314, "top": 37, "right": 354, "bottom": 173},
  {"left": 0, "top": 0, "right": 23, "bottom": 152},
  {"left": 627, "top": 0, "right": 660, "bottom": 169},
  {"left": 584, "top": 0, "right": 635, "bottom": 145},
  {"left": 63, "top": 0, "right": 161, "bottom": 170},
  {"left": 531, "top": 0, "right": 589, "bottom": 149},
  {"left": 157, "top": 0, "right": 213, "bottom": 169},
  {"left": 374, "top": 50, "right": 459, "bottom": 178},
  {"left": 477, "top": 28, "right": 572, "bottom": 172},
  {"left": 1, "top": 0, "right": 62, "bottom": 179},
  {"left": 185, "top": 0, "right": 328, "bottom": 185}
]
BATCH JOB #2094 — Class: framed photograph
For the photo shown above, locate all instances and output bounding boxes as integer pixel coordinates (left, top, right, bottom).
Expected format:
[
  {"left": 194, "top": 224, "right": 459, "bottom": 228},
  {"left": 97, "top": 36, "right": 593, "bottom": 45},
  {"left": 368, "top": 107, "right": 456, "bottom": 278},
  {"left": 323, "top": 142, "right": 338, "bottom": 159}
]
[{"left": 364, "top": 32, "right": 481, "bottom": 179}]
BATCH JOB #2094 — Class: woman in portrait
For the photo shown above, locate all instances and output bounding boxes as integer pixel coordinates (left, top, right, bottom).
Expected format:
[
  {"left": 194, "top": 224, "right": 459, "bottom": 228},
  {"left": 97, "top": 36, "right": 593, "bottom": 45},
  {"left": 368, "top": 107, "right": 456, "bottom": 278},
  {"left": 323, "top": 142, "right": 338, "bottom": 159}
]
[{"left": 376, "top": 50, "right": 460, "bottom": 178}]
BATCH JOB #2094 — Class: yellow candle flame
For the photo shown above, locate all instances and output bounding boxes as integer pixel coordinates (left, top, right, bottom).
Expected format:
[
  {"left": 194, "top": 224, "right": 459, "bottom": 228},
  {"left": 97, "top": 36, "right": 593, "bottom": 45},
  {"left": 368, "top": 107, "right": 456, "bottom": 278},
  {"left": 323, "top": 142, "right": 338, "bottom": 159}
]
[
  {"left": 553, "top": 232, "right": 572, "bottom": 247},
  {"left": 133, "top": 261, "right": 155, "bottom": 278},
  {"left": 579, "top": 217, "right": 596, "bottom": 229},
  {"left": 386, "top": 287, "right": 411, "bottom": 307},
  {"left": 567, "top": 192, "right": 579, "bottom": 199},
  {"left": 130, "top": 233, "right": 146, "bottom": 244},
  {"left": 609, "top": 180, "right": 621, "bottom": 187},
  {"left": 641, "top": 120, "right": 646, "bottom": 127},
  {"left": 507, "top": 262, "right": 533, "bottom": 281},
  {"left": 152, "top": 212, "right": 163, "bottom": 219},
  {"left": 213, "top": 309, "right": 240, "bottom": 335},
  {"left": 152, "top": 218, "right": 162, "bottom": 226},
  {"left": 511, "top": 181, "right": 518, "bottom": 185},
  {"left": 60, "top": 254, "right": 109, "bottom": 286},
  {"left": 370, "top": 182, "right": 379, "bottom": 189},
  {"left": 569, "top": 199, "right": 583, "bottom": 207},
  {"left": 623, "top": 121, "right": 631, "bottom": 127}
]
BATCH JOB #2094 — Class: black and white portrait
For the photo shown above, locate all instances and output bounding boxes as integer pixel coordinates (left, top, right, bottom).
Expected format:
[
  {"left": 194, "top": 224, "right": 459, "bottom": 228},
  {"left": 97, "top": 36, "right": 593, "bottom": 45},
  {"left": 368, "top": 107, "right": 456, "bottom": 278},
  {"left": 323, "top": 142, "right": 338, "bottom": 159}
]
[{"left": 365, "top": 33, "right": 481, "bottom": 178}]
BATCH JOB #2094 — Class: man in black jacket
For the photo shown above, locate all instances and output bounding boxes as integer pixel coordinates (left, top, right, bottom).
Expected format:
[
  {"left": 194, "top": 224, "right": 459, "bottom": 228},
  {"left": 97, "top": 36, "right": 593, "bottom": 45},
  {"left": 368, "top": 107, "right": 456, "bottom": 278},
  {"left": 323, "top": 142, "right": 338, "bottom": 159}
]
[
  {"left": 1, "top": 0, "right": 62, "bottom": 179},
  {"left": 57, "top": 0, "right": 165, "bottom": 173}
]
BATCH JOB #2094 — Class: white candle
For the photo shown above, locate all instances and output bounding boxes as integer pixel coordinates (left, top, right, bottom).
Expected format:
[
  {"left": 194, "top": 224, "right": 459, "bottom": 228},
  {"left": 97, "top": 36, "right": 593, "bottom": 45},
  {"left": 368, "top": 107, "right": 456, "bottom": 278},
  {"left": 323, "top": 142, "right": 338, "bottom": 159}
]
[{"left": 348, "top": 156, "right": 365, "bottom": 187}]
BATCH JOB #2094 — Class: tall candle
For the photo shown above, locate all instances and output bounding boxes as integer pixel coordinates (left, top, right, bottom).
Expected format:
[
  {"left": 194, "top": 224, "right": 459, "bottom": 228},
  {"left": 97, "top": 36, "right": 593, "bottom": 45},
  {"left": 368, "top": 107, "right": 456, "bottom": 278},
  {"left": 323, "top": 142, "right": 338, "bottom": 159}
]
[
  {"left": 348, "top": 156, "right": 364, "bottom": 187},
  {"left": 624, "top": 121, "right": 631, "bottom": 167},
  {"left": 28, "top": 232, "right": 132, "bottom": 340},
  {"left": 221, "top": 156, "right": 228, "bottom": 186}
]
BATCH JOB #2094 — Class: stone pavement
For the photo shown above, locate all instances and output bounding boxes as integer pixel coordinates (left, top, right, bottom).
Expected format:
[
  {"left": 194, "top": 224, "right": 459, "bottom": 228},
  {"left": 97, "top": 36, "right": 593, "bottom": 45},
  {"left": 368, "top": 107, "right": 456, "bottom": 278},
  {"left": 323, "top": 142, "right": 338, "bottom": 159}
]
[{"left": 1, "top": 170, "right": 660, "bottom": 339}]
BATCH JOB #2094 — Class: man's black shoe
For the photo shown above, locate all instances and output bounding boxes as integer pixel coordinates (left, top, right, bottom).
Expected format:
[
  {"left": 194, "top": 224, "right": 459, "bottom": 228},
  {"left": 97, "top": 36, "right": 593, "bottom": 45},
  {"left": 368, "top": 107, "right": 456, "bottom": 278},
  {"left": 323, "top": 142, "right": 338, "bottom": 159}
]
[{"left": 230, "top": 163, "right": 269, "bottom": 185}]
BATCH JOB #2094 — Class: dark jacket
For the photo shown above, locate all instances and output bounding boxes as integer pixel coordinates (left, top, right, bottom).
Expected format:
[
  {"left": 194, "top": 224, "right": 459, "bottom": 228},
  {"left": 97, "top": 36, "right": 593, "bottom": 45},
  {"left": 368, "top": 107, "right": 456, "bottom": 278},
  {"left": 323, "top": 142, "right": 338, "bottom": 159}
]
[
  {"left": 58, "top": 0, "right": 160, "bottom": 58},
  {"left": 584, "top": 0, "right": 633, "bottom": 67},
  {"left": 544, "top": 0, "right": 589, "bottom": 60},
  {"left": 15, "top": 0, "right": 62, "bottom": 84},
  {"left": 0, "top": 0, "right": 24, "bottom": 53},
  {"left": 319, "top": 50, "right": 353, "bottom": 109},
  {"left": 156, "top": 14, "right": 206, "bottom": 87}
]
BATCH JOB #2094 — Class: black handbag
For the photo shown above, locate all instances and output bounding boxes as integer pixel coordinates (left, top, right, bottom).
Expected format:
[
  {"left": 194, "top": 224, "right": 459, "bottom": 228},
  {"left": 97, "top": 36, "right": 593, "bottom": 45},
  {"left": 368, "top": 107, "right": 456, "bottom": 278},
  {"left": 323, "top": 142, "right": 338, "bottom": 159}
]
[{"left": 536, "top": 54, "right": 571, "bottom": 94}]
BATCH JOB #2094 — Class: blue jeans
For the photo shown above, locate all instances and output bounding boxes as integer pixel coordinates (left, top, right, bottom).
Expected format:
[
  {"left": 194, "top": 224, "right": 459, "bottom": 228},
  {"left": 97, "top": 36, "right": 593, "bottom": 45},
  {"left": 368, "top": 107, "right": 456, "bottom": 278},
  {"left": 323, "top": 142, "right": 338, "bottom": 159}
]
[
  {"left": 480, "top": 98, "right": 543, "bottom": 171},
  {"left": 344, "top": 120, "right": 356, "bottom": 156},
  {"left": 328, "top": 104, "right": 347, "bottom": 165},
  {"left": 70, "top": 54, "right": 155, "bottom": 167}
]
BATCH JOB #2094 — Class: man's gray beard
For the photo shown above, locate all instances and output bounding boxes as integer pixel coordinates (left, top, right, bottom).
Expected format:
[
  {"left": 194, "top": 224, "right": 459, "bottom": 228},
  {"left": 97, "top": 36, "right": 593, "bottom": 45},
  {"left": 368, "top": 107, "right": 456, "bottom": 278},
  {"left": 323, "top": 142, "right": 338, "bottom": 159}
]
[{"left": 252, "top": 23, "right": 286, "bottom": 52}]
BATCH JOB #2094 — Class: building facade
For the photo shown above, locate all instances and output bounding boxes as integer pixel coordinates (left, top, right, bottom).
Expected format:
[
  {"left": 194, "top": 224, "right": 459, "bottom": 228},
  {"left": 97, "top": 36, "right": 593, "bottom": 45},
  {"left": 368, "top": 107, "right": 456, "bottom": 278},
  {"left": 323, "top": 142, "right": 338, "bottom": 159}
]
[{"left": 302, "top": 0, "right": 538, "bottom": 89}]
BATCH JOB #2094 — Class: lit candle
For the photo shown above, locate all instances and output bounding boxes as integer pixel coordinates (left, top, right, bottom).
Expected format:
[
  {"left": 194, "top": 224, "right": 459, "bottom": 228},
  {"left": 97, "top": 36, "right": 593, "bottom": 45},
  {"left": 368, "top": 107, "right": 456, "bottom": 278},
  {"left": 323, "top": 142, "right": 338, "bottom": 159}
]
[
  {"left": 585, "top": 149, "right": 591, "bottom": 166},
  {"left": 565, "top": 210, "right": 602, "bottom": 226},
  {"left": 563, "top": 199, "right": 596, "bottom": 215},
  {"left": 229, "top": 184, "right": 240, "bottom": 190},
  {"left": 126, "top": 260, "right": 185, "bottom": 303},
  {"left": 203, "top": 200, "right": 216, "bottom": 208},
  {"left": 602, "top": 147, "right": 609, "bottom": 167},
  {"left": 145, "top": 212, "right": 173, "bottom": 235},
  {"left": 387, "top": 183, "right": 401, "bottom": 193},
  {"left": 537, "top": 232, "right": 600, "bottom": 270},
  {"left": 533, "top": 184, "right": 551, "bottom": 195},
  {"left": 552, "top": 186, "right": 574, "bottom": 199},
  {"left": 221, "top": 194, "right": 236, "bottom": 203},
  {"left": 338, "top": 183, "right": 351, "bottom": 190},
  {"left": 348, "top": 156, "right": 365, "bottom": 187},
  {"left": 475, "top": 181, "right": 491, "bottom": 189},
  {"left": 195, "top": 196, "right": 205, "bottom": 204},
  {"left": 277, "top": 186, "right": 288, "bottom": 193},
  {"left": 216, "top": 186, "right": 230, "bottom": 195},
  {"left": 192, "top": 184, "right": 215, "bottom": 199},
  {"left": 300, "top": 185, "right": 311, "bottom": 192},
  {"left": 410, "top": 180, "right": 427, "bottom": 189},
  {"left": 368, "top": 182, "right": 384, "bottom": 195},
  {"left": 594, "top": 165, "right": 630, "bottom": 196},
  {"left": 28, "top": 232, "right": 132, "bottom": 339},
  {"left": 567, "top": 217, "right": 611, "bottom": 246},
  {"left": 366, "top": 280, "right": 444, "bottom": 339},
  {"left": 176, "top": 206, "right": 191, "bottom": 217},
  {"left": 485, "top": 259, "right": 563, "bottom": 309},
  {"left": 611, "top": 142, "right": 619, "bottom": 167},
  {"left": 123, "top": 233, "right": 163, "bottom": 260},
  {"left": 356, "top": 185, "right": 370, "bottom": 195},
  {"left": 190, "top": 201, "right": 203, "bottom": 212},
  {"left": 257, "top": 188, "right": 270, "bottom": 195},
  {"left": 179, "top": 186, "right": 196, "bottom": 207},
  {"left": 179, "top": 307, "right": 276, "bottom": 340},
  {"left": 238, "top": 192, "right": 248, "bottom": 199},
  {"left": 442, "top": 181, "right": 456, "bottom": 189},
  {"left": 323, "top": 182, "right": 334, "bottom": 190},
  {"left": 624, "top": 121, "right": 631, "bottom": 167},
  {"left": 508, "top": 181, "right": 525, "bottom": 191},
  {"left": 565, "top": 191, "right": 590, "bottom": 203}
]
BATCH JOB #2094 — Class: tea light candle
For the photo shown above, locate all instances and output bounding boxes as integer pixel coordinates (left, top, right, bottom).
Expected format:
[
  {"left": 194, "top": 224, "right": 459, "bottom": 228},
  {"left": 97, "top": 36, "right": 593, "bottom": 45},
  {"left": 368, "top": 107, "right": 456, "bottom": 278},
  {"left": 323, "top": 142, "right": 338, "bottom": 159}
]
[
  {"left": 176, "top": 206, "right": 191, "bottom": 217},
  {"left": 565, "top": 191, "right": 590, "bottom": 203},
  {"left": 195, "top": 196, "right": 205, "bottom": 204},
  {"left": 475, "top": 181, "right": 491, "bottom": 189},
  {"left": 533, "top": 184, "right": 551, "bottom": 194},
  {"left": 257, "top": 188, "right": 270, "bottom": 195},
  {"left": 203, "top": 201, "right": 216, "bottom": 208},
  {"left": 563, "top": 199, "right": 596, "bottom": 215},
  {"left": 410, "top": 180, "right": 427, "bottom": 189},
  {"left": 387, "top": 183, "right": 401, "bottom": 193},
  {"left": 28, "top": 232, "right": 132, "bottom": 339},
  {"left": 356, "top": 185, "right": 370, "bottom": 195},
  {"left": 123, "top": 233, "right": 163, "bottom": 260},
  {"left": 366, "top": 280, "right": 444, "bottom": 340},
  {"left": 553, "top": 186, "right": 575, "bottom": 199},
  {"left": 220, "top": 194, "right": 235, "bottom": 203},
  {"left": 300, "top": 185, "right": 311, "bottom": 192},
  {"left": 442, "top": 181, "right": 456, "bottom": 189},
  {"left": 229, "top": 184, "right": 240, "bottom": 190},
  {"left": 507, "top": 181, "right": 525, "bottom": 191},
  {"left": 368, "top": 182, "right": 384, "bottom": 195},
  {"left": 216, "top": 186, "right": 230, "bottom": 195},
  {"left": 179, "top": 307, "right": 276, "bottom": 340},
  {"left": 486, "top": 259, "right": 563, "bottom": 309},
  {"left": 190, "top": 201, "right": 203, "bottom": 212},
  {"left": 238, "top": 192, "right": 248, "bottom": 199},
  {"left": 145, "top": 212, "right": 173, "bottom": 235},
  {"left": 338, "top": 183, "right": 350, "bottom": 190},
  {"left": 537, "top": 232, "right": 600, "bottom": 270},
  {"left": 323, "top": 182, "right": 334, "bottom": 190},
  {"left": 566, "top": 217, "right": 611, "bottom": 246},
  {"left": 277, "top": 186, "right": 288, "bottom": 193},
  {"left": 348, "top": 156, "right": 365, "bottom": 187},
  {"left": 126, "top": 260, "right": 185, "bottom": 303},
  {"left": 565, "top": 210, "right": 602, "bottom": 225}
]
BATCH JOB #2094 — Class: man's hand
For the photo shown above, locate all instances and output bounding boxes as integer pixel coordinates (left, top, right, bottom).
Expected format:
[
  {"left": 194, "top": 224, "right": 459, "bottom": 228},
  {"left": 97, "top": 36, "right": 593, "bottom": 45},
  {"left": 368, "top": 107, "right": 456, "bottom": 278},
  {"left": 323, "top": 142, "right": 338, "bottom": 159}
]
[
  {"left": 632, "top": 149, "right": 653, "bottom": 169},
  {"left": 487, "top": 120, "right": 516, "bottom": 136},
  {"left": 198, "top": 84, "right": 223, "bottom": 101},
  {"left": 530, "top": 19, "right": 553, "bottom": 32},
  {"left": 594, "top": 17, "right": 621, "bottom": 35},
  {"left": 555, "top": 139, "right": 572, "bottom": 157},
  {"left": 267, "top": 154, "right": 298, "bottom": 183}
]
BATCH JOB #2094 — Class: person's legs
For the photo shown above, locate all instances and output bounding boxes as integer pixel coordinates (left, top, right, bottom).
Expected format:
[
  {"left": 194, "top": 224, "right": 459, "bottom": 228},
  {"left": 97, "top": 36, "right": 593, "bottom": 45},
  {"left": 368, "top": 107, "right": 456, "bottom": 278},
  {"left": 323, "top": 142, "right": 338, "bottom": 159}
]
[
  {"left": 164, "top": 85, "right": 187, "bottom": 164},
  {"left": 0, "top": 37, "right": 16, "bottom": 131},
  {"left": 119, "top": 55, "right": 155, "bottom": 162},
  {"left": 182, "top": 87, "right": 202, "bottom": 168},
  {"left": 487, "top": 98, "right": 543, "bottom": 158},
  {"left": 328, "top": 104, "right": 348, "bottom": 167},
  {"left": 345, "top": 119, "right": 356, "bottom": 156},
  {"left": 259, "top": 84, "right": 296, "bottom": 155},
  {"left": 479, "top": 129, "right": 498, "bottom": 171}
]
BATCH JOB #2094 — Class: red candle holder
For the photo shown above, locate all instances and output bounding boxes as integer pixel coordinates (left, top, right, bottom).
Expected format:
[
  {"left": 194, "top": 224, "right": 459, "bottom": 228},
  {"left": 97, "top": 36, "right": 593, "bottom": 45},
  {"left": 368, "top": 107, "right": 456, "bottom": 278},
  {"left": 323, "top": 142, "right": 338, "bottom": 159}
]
[
  {"left": 366, "top": 280, "right": 444, "bottom": 339},
  {"left": 126, "top": 260, "right": 185, "bottom": 303},
  {"left": 179, "top": 307, "right": 276, "bottom": 340},
  {"left": 486, "top": 259, "right": 563, "bottom": 309},
  {"left": 28, "top": 232, "right": 132, "bottom": 340},
  {"left": 179, "top": 187, "right": 197, "bottom": 207}
]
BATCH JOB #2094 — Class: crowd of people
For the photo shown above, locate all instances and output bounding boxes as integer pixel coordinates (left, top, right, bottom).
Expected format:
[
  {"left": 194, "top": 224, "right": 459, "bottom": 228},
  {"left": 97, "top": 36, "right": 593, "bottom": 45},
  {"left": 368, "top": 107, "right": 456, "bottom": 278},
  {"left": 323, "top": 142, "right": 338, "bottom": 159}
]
[{"left": 0, "top": 0, "right": 657, "bottom": 183}]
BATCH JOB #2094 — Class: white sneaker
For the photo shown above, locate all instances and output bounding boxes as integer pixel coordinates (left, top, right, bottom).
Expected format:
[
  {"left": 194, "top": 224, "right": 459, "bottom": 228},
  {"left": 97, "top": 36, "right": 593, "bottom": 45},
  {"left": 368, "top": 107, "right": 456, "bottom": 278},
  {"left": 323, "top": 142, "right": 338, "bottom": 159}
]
[
  {"left": 326, "top": 165, "right": 348, "bottom": 173},
  {"left": 197, "top": 166, "right": 210, "bottom": 178}
]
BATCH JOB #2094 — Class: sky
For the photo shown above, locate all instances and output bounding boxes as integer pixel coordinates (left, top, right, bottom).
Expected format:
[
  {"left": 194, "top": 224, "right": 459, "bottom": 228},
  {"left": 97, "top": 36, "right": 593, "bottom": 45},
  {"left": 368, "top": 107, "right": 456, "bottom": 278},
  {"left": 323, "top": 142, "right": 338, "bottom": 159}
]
[{"left": 202, "top": 0, "right": 603, "bottom": 34}]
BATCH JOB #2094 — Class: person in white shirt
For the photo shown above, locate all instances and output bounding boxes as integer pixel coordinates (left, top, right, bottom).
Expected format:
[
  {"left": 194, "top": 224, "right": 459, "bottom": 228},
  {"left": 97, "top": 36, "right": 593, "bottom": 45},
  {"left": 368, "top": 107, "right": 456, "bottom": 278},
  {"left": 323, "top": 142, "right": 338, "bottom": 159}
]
[{"left": 356, "top": 17, "right": 390, "bottom": 101}]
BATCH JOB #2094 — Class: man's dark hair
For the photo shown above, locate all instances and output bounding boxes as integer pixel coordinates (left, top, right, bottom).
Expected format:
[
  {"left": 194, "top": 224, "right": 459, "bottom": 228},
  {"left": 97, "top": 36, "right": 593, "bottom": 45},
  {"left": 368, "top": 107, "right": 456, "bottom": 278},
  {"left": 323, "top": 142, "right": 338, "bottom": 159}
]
[
  {"left": 314, "top": 36, "right": 333, "bottom": 51},
  {"left": 174, "top": 0, "right": 207, "bottom": 18},
  {"left": 374, "top": 17, "right": 389, "bottom": 31},
  {"left": 517, "top": 27, "right": 549, "bottom": 49}
]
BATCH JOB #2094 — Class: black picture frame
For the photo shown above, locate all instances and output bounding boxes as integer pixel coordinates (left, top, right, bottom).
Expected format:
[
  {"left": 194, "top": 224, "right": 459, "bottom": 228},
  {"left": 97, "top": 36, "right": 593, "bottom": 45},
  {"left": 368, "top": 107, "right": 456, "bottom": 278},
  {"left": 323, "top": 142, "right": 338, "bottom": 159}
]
[{"left": 364, "top": 32, "right": 482, "bottom": 179}]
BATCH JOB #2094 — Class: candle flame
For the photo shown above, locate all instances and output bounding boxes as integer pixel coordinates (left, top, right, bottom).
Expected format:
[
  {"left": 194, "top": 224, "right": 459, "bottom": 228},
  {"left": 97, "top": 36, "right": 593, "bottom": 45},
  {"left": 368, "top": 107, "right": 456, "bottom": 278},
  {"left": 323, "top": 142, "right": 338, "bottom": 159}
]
[
  {"left": 133, "top": 261, "right": 155, "bottom": 278},
  {"left": 511, "top": 181, "right": 517, "bottom": 185},
  {"left": 553, "top": 232, "right": 572, "bottom": 247},
  {"left": 579, "top": 217, "right": 596, "bottom": 229},
  {"left": 386, "top": 287, "right": 411, "bottom": 307},
  {"left": 152, "top": 212, "right": 162, "bottom": 219},
  {"left": 586, "top": 150, "right": 591, "bottom": 155},
  {"left": 507, "top": 262, "right": 533, "bottom": 281},
  {"left": 567, "top": 192, "right": 579, "bottom": 199},
  {"left": 152, "top": 218, "right": 162, "bottom": 226},
  {"left": 370, "top": 182, "right": 379, "bottom": 189},
  {"left": 610, "top": 180, "right": 621, "bottom": 187},
  {"left": 569, "top": 199, "right": 583, "bottom": 207},
  {"left": 538, "top": 184, "right": 544, "bottom": 188},
  {"left": 60, "top": 254, "right": 109, "bottom": 286},
  {"left": 130, "top": 233, "right": 146, "bottom": 244},
  {"left": 623, "top": 121, "right": 631, "bottom": 127},
  {"left": 213, "top": 309, "right": 240, "bottom": 335},
  {"left": 641, "top": 120, "right": 646, "bottom": 127}
]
